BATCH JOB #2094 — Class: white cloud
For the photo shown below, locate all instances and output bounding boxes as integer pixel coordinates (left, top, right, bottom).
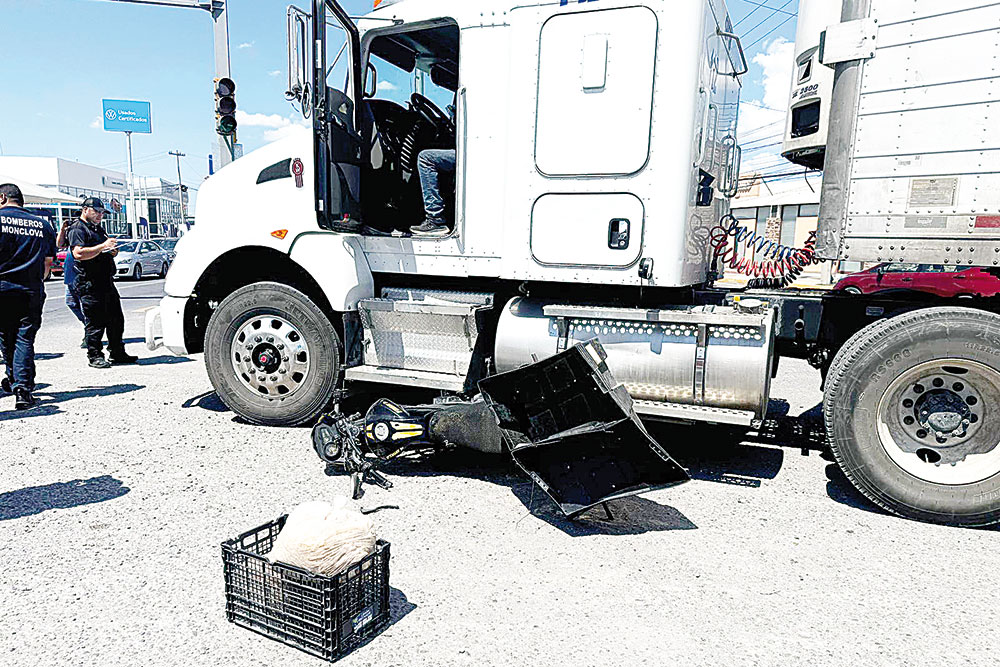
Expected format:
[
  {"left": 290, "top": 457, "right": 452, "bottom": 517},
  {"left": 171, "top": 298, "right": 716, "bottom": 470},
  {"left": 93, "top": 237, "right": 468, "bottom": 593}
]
[
  {"left": 238, "top": 41, "right": 254, "bottom": 49},
  {"left": 377, "top": 81, "right": 397, "bottom": 91},
  {"left": 737, "top": 37, "right": 796, "bottom": 175},
  {"left": 235, "top": 110, "right": 292, "bottom": 129},
  {"left": 268, "top": 70, "right": 282, "bottom": 78},
  {"left": 263, "top": 123, "right": 310, "bottom": 142},
  {"left": 234, "top": 110, "right": 309, "bottom": 142},
  {"left": 90, "top": 115, "right": 102, "bottom": 129}
]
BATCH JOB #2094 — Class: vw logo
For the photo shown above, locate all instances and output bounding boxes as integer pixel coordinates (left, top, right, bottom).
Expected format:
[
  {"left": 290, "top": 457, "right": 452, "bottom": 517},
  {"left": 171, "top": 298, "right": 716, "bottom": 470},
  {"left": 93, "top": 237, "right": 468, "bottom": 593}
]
[{"left": 105, "top": 109, "right": 118, "bottom": 121}]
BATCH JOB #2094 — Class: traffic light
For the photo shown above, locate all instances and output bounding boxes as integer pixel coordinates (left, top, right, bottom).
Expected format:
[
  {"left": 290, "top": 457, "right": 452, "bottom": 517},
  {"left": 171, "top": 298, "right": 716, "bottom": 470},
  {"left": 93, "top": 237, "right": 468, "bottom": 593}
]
[{"left": 215, "top": 77, "right": 237, "bottom": 136}]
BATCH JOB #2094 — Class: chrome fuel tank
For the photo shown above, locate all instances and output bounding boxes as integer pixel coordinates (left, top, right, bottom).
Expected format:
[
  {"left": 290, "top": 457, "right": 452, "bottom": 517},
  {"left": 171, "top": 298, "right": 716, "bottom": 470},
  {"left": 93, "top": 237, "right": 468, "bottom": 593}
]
[{"left": 494, "top": 298, "right": 776, "bottom": 419}]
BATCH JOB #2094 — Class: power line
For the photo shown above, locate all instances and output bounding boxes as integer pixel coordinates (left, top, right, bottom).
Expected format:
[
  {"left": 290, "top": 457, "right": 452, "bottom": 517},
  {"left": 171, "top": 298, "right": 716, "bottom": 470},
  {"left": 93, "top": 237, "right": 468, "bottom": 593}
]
[
  {"left": 741, "top": 118, "right": 784, "bottom": 136},
  {"left": 733, "top": 0, "right": 797, "bottom": 29},
  {"left": 740, "top": 0, "right": 795, "bottom": 41},
  {"left": 741, "top": 100, "right": 785, "bottom": 112},
  {"left": 742, "top": 132, "right": 784, "bottom": 146},
  {"left": 746, "top": 13, "right": 798, "bottom": 50}
]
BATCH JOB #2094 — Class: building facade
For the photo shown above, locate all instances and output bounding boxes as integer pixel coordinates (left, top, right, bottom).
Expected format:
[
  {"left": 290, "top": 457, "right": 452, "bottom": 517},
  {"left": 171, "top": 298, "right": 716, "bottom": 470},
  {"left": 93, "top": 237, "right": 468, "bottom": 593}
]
[
  {"left": 731, "top": 172, "right": 862, "bottom": 283},
  {"left": 0, "top": 156, "right": 186, "bottom": 238}
]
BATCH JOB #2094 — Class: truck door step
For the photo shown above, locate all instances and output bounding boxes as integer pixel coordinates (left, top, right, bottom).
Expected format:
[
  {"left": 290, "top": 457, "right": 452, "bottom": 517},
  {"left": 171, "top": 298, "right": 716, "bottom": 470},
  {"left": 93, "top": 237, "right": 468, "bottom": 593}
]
[
  {"left": 344, "top": 365, "right": 467, "bottom": 392},
  {"left": 357, "top": 289, "right": 493, "bottom": 379}
]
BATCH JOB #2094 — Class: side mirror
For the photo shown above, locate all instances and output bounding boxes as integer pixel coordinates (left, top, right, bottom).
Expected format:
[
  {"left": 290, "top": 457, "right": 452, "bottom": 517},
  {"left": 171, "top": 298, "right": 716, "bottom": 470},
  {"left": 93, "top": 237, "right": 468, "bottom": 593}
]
[
  {"left": 285, "top": 5, "right": 312, "bottom": 117},
  {"left": 364, "top": 62, "right": 377, "bottom": 99}
]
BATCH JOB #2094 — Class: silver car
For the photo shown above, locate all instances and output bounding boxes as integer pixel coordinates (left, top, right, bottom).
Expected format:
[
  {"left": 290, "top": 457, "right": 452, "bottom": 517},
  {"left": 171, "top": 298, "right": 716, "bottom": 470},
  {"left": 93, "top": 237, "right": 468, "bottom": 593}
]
[{"left": 114, "top": 240, "right": 171, "bottom": 280}]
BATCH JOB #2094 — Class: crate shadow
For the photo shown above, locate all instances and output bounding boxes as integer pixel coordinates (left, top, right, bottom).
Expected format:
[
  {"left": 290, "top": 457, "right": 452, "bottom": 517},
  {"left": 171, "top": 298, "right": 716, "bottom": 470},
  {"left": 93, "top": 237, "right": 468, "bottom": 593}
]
[
  {"left": 0, "top": 475, "right": 130, "bottom": 521},
  {"left": 388, "top": 586, "right": 416, "bottom": 627}
]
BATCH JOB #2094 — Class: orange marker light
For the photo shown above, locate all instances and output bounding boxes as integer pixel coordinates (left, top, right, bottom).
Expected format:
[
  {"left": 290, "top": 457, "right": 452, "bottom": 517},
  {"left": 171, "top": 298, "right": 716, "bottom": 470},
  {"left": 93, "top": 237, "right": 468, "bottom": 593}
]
[{"left": 271, "top": 229, "right": 288, "bottom": 240}]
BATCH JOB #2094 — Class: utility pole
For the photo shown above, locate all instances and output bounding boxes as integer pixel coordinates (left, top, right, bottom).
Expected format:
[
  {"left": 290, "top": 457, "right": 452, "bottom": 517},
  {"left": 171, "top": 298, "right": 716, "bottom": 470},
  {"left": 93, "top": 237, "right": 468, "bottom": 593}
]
[
  {"left": 103, "top": 1, "right": 236, "bottom": 167},
  {"left": 125, "top": 131, "right": 138, "bottom": 239},
  {"left": 168, "top": 150, "right": 186, "bottom": 233}
]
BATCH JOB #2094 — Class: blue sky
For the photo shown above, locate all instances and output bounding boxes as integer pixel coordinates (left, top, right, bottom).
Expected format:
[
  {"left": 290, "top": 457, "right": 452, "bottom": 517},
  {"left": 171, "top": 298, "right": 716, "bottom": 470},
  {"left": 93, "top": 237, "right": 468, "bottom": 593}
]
[{"left": 0, "top": 0, "right": 798, "bottom": 202}]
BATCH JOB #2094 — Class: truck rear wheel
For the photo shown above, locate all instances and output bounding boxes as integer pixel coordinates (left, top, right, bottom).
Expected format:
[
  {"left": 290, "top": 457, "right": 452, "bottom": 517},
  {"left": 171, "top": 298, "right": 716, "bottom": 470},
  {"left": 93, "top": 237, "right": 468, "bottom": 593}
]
[
  {"left": 204, "top": 282, "right": 340, "bottom": 427},
  {"left": 824, "top": 307, "right": 1000, "bottom": 526}
]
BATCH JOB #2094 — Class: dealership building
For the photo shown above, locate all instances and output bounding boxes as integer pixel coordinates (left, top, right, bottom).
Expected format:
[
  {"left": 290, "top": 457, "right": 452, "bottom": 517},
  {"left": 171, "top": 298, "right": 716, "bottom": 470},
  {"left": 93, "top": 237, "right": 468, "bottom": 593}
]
[{"left": 0, "top": 156, "right": 186, "bottom": 238}]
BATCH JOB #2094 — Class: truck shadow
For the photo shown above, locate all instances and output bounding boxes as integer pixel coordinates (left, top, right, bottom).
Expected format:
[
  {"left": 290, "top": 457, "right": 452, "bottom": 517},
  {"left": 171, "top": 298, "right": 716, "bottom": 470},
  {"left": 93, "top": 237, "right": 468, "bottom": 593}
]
[{"left": 0, "top": 475, "right": 130, "bottom": 521}]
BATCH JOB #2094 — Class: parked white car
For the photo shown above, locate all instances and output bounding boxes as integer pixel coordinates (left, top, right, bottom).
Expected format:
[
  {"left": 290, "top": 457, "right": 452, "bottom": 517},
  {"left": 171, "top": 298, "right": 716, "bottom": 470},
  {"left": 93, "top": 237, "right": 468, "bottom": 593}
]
[{"left": 114, "top": 240, "right": 171, "bottom": 280}]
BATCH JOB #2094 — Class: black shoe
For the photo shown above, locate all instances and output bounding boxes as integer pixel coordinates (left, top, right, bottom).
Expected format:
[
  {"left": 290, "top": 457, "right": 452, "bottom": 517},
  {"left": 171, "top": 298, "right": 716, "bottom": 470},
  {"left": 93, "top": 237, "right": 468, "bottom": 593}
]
[
  {"left": 409, "top": 219, "right": 450, "bottom": 237},
  {"left": 109, "top": 351, "right": 139, "bottom": 365},
  {"left": 14, "top": 388, "right": 37, "bottom": 410},
  {"left": 89, "top": 357, "right": 112, "bottom": 369},
  {"left": 1, "top": 377, "right": 11, "bottom": 395}
]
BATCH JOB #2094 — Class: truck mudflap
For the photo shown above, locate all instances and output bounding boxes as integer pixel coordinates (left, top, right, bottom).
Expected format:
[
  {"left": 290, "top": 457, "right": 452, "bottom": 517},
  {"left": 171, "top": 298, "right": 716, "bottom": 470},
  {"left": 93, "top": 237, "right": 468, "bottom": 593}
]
[{"left": 478, "top": 339, "right": 690, "bottom": 518}]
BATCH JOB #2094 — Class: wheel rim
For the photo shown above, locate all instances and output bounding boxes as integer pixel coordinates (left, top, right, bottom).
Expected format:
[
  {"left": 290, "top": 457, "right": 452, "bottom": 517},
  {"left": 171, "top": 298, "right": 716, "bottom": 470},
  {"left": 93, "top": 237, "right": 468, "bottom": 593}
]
[
  {"left": 230, "top": 315, "right": 310, "bottom": 399},
  {"left": 876, "top": 359, "right": 1000, "bottom": 484}
]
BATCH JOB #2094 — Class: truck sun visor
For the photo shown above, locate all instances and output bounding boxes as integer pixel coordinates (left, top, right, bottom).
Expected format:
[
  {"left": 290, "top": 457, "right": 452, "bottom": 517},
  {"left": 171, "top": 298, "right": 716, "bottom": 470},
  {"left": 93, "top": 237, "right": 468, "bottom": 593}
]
[{"left": 478, "top": 340, "right": 689, "bottom": 518}]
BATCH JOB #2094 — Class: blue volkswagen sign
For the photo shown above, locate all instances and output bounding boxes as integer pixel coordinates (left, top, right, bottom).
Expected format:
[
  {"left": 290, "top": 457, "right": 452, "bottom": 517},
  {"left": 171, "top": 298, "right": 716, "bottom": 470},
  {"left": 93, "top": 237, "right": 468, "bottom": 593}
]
[{"left": 102, "top": 99, "right": 152, "bottom": 134}]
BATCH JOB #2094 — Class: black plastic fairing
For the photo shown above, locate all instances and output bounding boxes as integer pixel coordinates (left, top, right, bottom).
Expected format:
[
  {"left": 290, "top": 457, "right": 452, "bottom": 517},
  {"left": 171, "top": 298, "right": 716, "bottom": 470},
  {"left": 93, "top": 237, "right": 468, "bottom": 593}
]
[{"left": 478, "top": 340, "right": 689, "bottom": 518}]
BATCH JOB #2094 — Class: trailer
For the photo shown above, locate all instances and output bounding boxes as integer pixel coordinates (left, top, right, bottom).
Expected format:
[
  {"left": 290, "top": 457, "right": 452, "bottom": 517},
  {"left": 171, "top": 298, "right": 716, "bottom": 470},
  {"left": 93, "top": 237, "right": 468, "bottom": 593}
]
[{"left": 147, "top": 0, "right": 1000, "bottom": 526}]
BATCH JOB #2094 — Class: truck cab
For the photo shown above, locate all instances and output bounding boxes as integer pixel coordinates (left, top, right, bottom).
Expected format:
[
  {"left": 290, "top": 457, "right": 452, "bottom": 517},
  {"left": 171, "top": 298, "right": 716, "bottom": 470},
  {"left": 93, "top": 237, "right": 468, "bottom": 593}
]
[{"left": 150, "top": 0, "right": 752, "bottom": 423}]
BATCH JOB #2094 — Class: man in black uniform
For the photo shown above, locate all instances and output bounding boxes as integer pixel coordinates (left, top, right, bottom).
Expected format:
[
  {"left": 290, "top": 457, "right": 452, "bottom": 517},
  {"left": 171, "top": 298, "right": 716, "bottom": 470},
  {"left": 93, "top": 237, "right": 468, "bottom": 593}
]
[
  {"left": 67, "top": 198, "right": 138, "bottom": 369},
  {"left": 0, "top": 183, "right": 56, "bottom": 409}
]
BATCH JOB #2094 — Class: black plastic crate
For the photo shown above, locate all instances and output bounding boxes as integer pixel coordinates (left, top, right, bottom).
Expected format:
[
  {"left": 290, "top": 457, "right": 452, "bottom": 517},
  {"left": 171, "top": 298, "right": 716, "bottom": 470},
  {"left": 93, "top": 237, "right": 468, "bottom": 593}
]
[{"left": 222, "top": 515, "right": 390, "bottom": 662}]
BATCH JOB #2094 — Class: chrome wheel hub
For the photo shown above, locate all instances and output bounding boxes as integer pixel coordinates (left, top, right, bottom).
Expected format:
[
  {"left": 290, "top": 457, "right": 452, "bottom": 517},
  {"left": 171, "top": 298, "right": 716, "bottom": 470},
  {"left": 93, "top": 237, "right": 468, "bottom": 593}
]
[
  {"left": 877, "top": 360, "right": 1000, "bottom": 485},
  {"left": 230, "top": 316, "right": 310, "bottom": 398}
]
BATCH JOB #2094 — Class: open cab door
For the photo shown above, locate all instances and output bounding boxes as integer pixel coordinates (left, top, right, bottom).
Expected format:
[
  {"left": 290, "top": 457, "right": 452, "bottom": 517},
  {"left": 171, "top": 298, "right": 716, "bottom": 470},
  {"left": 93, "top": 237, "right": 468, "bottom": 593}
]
[{"left": 312, "top": 0, "right": 364, "bottom": 230}]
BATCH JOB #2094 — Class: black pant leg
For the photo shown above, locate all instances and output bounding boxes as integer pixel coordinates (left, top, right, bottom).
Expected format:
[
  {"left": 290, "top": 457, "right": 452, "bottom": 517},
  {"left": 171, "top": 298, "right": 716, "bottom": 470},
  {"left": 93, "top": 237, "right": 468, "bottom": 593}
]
[
  {"left": 105, "top": 284, "right": 125, "bottom": 353},
  {"left": 78, "top": 286, "right": 108, "bottom": 359},
  {"left": 14, "top": 292, "right": 41, "bottom": 391},
  {"left": 0, "top": 291, "right": 20, "bottom": 383}
]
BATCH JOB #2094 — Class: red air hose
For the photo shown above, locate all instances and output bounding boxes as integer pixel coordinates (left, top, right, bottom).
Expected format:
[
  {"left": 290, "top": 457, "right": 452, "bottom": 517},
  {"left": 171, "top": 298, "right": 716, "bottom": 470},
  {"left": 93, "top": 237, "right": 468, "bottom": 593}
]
[{"left": 709, "top": 214, "right": 823, "bottom": 288}]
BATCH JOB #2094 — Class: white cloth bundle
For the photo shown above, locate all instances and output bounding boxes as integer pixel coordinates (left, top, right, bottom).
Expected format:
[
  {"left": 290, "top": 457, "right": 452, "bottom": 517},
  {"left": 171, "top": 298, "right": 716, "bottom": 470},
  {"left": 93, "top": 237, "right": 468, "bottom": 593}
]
[{"left": 267, "top": 498, "right": 377, "bottom": 577}]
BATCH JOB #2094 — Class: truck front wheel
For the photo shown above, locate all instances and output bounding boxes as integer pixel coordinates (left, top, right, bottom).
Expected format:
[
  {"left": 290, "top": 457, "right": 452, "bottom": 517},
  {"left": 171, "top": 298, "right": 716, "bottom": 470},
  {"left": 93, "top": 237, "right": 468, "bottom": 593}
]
[
  {"left": 824, "top": 307, "right": 1000, "bottom": 526},
  {"left": 204, "top": 282, "right": 340, "bottom": 427}
]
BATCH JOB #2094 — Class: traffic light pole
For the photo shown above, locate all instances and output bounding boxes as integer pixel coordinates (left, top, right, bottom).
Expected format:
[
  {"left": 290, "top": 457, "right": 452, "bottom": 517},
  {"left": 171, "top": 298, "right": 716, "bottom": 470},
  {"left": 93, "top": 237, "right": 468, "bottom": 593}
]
[
  {"left": 103, "top": 0, "right": 236, "bottom": 167},
  {"left": 211, "top": 0, "right": 235, "bottom": 167}
]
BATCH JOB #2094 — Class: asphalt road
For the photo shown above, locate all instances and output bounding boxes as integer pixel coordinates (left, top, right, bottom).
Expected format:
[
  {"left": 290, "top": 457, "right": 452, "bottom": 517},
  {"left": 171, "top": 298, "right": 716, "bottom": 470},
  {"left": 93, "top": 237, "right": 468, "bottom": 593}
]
[{"left": 1, "top": 285, "right": 997, "bottom": 666}]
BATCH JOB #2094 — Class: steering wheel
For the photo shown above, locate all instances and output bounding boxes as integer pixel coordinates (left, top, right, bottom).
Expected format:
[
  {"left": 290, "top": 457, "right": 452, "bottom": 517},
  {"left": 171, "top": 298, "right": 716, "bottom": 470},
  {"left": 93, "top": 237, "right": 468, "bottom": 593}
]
[{"left": 410, "top": 93, "right": 454, "bottom": 134}]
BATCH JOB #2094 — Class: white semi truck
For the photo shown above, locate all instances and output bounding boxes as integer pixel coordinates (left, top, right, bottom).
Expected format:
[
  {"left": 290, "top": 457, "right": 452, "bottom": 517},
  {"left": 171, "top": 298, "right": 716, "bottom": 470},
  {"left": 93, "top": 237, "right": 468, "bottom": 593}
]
[{"left": 147, "top": 0, "right": 1000, "bottom": 526}]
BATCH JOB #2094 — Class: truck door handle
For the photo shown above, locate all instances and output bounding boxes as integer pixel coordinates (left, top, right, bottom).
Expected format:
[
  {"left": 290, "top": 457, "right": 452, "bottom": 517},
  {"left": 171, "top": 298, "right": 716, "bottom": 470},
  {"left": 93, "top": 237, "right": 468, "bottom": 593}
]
[
  {"left": 901, "top": 278, "right": 912, "bottom": 282},
  {"left": 608, "top": 218, "right": 630, "bottom": 250}
]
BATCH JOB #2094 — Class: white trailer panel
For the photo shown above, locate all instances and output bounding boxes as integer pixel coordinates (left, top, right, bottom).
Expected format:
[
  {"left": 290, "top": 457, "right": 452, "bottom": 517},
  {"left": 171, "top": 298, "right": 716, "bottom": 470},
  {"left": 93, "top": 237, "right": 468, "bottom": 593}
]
[{"left": 818, "top": 0, "right": 1000, "bottom": 265}]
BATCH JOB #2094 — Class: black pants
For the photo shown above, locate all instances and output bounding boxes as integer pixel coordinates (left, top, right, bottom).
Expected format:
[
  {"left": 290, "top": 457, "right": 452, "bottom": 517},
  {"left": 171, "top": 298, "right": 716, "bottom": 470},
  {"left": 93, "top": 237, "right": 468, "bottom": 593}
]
[
  {"left": 0, "top": 289, "right": 42, "bottom": 392},
  {"left": 77, "top": 280, "right": 125, "bottom": 360}
]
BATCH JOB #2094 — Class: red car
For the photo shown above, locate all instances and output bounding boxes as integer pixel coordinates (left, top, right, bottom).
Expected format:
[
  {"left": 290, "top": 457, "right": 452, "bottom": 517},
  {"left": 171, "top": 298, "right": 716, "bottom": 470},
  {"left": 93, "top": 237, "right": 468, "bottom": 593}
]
[
  {"left": 835, "top": 263, "right": 1000, "bottom": 298},
  {"left": 50, "top": 250, "right": 68, "bottom": 277}
]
